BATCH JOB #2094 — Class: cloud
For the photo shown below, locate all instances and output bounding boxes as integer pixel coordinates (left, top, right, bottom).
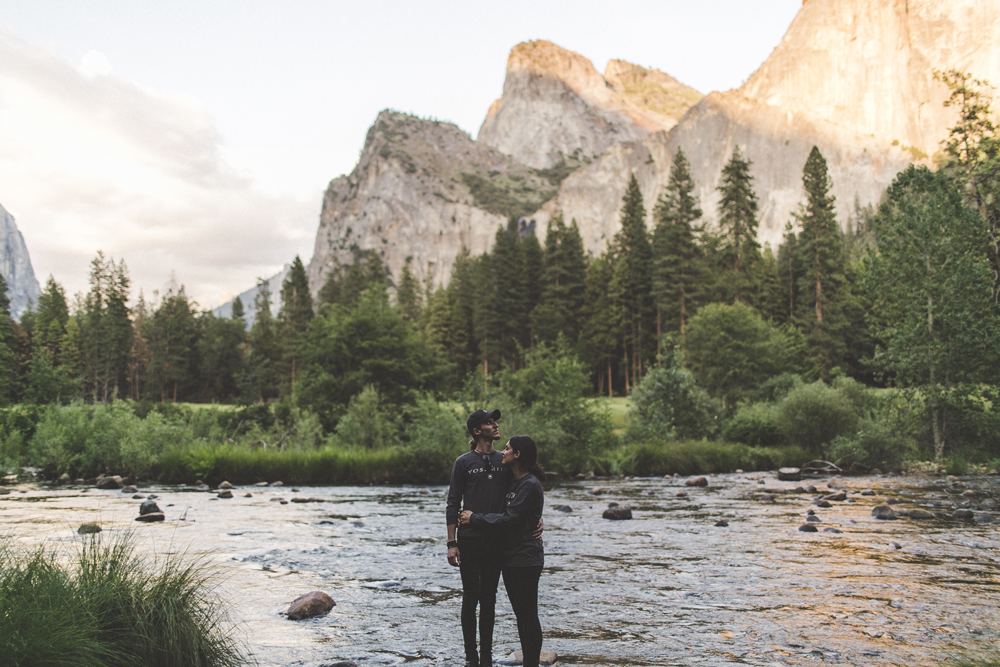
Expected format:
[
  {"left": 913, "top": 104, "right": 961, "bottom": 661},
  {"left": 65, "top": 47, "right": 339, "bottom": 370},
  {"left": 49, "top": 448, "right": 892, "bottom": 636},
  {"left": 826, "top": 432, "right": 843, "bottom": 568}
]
[{"left": 0, "top": 28, "right": 315, "bottom": 309}]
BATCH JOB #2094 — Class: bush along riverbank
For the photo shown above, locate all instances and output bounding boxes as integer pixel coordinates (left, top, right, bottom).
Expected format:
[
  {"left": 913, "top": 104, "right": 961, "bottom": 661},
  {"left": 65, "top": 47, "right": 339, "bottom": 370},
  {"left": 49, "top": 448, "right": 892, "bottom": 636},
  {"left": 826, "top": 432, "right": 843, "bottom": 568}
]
[{"left": 0, "top": 532, "right": 248, "bottom": 667}]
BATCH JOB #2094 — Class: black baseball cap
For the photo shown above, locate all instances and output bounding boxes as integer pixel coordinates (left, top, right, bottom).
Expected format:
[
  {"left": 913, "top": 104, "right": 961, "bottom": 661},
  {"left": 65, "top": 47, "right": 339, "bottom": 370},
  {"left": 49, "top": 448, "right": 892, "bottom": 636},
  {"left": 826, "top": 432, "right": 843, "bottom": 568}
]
[{"left": 467, "top": 409, "right": 501, "bottom": 436}]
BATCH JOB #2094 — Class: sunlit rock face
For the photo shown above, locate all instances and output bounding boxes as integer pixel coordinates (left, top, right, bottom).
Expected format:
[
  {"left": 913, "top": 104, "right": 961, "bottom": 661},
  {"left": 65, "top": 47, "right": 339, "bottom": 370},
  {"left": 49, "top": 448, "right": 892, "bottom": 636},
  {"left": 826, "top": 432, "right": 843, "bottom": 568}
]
[
  {"left": 306, "top": 110, "right": 557, "bottom": 293},
  {"left": 477, "top": 40, "right": 702, "bottom": 169},
  {"left": 534, "top": 0, "right": 1000, "bottom": 250},
  {"left": 0, "top": 203, "right": 40, "bottom": 320}
]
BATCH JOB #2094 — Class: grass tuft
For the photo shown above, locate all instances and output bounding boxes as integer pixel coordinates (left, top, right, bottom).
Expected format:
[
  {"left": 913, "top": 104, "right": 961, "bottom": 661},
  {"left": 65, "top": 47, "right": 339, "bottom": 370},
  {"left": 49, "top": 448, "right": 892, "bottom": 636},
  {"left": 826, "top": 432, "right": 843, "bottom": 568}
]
[{"left": 0, "top": 533, "right": 249, "bottom": 667}]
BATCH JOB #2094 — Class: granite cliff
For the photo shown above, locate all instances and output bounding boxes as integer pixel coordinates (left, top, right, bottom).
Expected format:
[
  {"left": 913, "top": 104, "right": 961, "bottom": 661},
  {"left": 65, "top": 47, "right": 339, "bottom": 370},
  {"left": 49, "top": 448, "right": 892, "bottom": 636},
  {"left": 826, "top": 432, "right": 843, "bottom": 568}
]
[
  {"left": 306, "top": 111, "right": 557, "bottom": 293},
  {"left": 536, "top": 0, "right": 1000, "bottom": 250},
  {"left": 1, "top": 203, "right": 40, "bottom": 320},
  {"left": 477, "top": 40, "right": 702, "bottom": 169}
]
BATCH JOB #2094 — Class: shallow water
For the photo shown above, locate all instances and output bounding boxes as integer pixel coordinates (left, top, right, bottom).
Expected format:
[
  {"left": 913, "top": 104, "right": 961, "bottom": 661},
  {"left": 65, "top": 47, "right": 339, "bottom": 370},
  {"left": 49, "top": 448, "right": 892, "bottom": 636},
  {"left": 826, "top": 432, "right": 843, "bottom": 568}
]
[{"left": 2, "top": 473, "right": 999, "bottom": 666}]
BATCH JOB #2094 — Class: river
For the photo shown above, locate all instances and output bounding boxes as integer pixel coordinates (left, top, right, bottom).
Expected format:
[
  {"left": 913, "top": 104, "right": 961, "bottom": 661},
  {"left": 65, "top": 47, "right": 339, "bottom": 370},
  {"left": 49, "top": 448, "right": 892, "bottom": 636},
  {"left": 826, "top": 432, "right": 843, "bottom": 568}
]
[{"left": 2, "top": 472, "right": 998, "bottom": 666}]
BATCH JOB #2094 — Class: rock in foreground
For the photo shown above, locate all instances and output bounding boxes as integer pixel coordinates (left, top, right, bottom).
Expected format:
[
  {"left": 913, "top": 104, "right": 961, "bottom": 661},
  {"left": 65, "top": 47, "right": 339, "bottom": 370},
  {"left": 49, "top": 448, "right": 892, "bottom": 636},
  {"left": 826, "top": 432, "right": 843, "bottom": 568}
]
[
  {"left": 77, "top": 522, "right": 102, "bottom": 535},
  {"left": 287, "top": 591, "right": 336, "bottom": 620},
  {"left": 135, "top": 513, "right": 165, "bottom": 523},
  {"left": 603, "top": 508, "right": 632, "bottom": 520},
  {"left": 872, "top": 505, "right": 898, "bottom": 520}
]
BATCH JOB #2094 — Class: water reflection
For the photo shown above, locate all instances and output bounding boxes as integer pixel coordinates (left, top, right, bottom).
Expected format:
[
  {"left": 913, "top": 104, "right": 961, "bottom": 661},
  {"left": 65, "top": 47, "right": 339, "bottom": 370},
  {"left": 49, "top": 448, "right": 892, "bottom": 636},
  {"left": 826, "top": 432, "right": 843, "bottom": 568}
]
[{"left": 2, "top": 473, "right": 998, "bottom": 666}]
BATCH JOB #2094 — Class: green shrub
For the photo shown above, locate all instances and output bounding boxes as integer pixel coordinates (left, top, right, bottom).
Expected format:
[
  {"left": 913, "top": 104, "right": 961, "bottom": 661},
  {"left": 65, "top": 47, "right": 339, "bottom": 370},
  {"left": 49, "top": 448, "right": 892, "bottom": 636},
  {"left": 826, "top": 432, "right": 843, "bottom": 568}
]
[
  {"left": 627, "top": 346, "right": 720, "bottom": 443},
  {"left": 777, "top": 381, "right": 859, "bottom": 457},
  {"left": 723, "top": 402, "right": 785, "bottom": 447},
  {"left": 610, "top": 440, "right": 809, "bottom": 477},
  {"left": 828, "top": 418, "right": 915, "bottom": 472},
  {"left": 0, "top": 534, "right": 247, "bottom": 667},
  {"left": 400, "top": 394, "right": 469, "bottom": 482},
  {"left": 333, "top": 385, "right": 400, "bottom": 449},
  {"left": 945, "top": 454, "right": 970, "bottom": 476}
]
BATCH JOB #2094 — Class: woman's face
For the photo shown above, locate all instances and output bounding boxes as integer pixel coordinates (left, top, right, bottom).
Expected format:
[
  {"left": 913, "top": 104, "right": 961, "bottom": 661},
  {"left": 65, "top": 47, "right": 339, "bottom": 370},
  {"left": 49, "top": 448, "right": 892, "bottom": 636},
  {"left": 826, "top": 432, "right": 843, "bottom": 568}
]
[{"left": 500, "top": 441, "right": 519, "bottom": 467}]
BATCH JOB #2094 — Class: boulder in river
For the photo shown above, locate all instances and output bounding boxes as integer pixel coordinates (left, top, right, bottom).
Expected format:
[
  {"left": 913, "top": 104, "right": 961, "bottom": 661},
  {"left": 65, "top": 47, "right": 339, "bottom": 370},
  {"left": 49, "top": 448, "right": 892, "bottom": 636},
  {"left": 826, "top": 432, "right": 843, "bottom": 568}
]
[
  {"left": 551, "top": 504, "right": 572, "bottom": 513},
  {"left": 135, "top": 513, "right": 165, "bottom": 522},
  {"left": 58, "top": 473, "right": 71, "bottom": 484},
  {"left": 217, "top": 490, "right": 233, "bottom": 499},
  {"left": 823, "top": 491, "right": 847, "bottom": 502},
  {"left": 714, "top": 520, "right": 729, "bottom": 527},
  {"left": 908, "top": 509, "right": 935, "bottom": 520},
  {"left": 269, "top": 481, "right": 283, "bottom": 487},
  {"left": 685, "top": 476, "right": 708, "bottom": 487},
  {"left": 777, "top": 468, "right": 801, "bottom": 481},
  {"left": 872, "top": 505, "right": 898, "bottom": 520},
  {"left": 812, "top": 500, "right": 832, "bottom": 508},
  {"left": 287, "top": 591, "right": 335, "bottom": 620},
  {"left": 96, "top": 475, "right": 123, "bottom": 490},
  {"left": 860, "top": 489, "right": 875, "bottom": 496},
  {"left": 255, "top": 481, "right": 269, "bottom": 486},
  {"left": 676, "top": 491, "right": 688, "bottom": 498},
  {"left": 952, "top": 509, "right": 975, "bottom": 520},
  {"left": 122, "top": 485, "right": 138, "bottom": 493},
  {"left": 139, "top": 499, "right": 162, "bottom": 516},
  {"left": 219, "top": 481, "right": 232, "bottom": 489},
  {"left": 603, "top": 508, "right": 632, "bottom": 520},
  {"left": 798, "top": 523, "right": 818, "bottom": 532},
  {"left": 77, "top": 522, "right": 102, "bottom": 535},
  {"left": 806, "top": 515, "right": 821, "bottom": 522}
]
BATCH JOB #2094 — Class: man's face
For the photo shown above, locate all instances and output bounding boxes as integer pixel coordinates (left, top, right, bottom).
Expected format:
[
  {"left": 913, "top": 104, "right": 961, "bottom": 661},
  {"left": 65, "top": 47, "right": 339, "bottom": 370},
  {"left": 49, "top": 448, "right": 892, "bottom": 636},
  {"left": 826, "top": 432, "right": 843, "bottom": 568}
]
[{"left": 476, "top": 418, "right": 500, "bottom": 442}]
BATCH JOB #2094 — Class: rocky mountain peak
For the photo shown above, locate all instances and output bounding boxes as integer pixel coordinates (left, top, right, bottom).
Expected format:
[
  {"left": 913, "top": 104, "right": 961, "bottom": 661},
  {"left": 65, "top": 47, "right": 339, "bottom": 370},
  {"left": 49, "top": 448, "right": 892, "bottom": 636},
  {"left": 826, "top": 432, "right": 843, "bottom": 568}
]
[
  {"left": 477, "top": 40, "right": 701, "bottom": 169},
  {"left": 1, "top": 203, "right": 41, "bottom": 320}
]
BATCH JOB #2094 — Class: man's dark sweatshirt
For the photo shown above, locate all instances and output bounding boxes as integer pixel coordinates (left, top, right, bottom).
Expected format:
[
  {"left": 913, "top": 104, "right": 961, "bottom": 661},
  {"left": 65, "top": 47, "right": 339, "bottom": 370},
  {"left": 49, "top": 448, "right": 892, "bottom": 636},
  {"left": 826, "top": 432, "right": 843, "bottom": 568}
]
[
  {"left": 470, "top": 474, "right": 544, "bottom": 568},
  {"left": 446, "top": 449, "right": 511, "bottom": 539}
]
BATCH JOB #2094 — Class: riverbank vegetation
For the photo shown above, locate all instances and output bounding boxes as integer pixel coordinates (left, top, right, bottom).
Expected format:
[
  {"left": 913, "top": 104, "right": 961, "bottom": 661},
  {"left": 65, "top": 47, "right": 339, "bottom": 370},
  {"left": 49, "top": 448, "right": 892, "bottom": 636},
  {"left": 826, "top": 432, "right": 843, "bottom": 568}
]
[
  {"left": 0, "top": 533, "right": 247, "bottom": 667},
  {"left": 1, "top": 71, "right": 999, "bottom": 483}
]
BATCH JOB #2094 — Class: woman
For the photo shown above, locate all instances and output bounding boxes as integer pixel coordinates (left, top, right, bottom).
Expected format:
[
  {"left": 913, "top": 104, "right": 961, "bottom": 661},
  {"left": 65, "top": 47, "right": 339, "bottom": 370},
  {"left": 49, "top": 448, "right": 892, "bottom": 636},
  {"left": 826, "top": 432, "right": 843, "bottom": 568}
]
[{"left": 458, "top": 436, "right": 545, "bottom": 667}]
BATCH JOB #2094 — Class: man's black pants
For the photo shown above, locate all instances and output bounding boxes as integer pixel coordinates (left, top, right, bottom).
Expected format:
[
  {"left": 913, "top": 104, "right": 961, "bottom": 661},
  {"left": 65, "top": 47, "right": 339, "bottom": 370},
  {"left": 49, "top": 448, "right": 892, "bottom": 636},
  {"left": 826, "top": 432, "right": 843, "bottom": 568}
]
[
  {"left": 458, "top": 537, "right": 502, "bottom": 665},
  {"left": 502, "top": 566, "right": 543, "bottom": 667}
]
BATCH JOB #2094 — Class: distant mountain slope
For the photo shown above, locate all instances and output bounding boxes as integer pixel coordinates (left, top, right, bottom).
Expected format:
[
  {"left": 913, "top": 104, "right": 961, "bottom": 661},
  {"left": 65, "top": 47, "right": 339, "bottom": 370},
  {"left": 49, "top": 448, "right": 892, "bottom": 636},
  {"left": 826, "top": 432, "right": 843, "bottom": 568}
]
[
  {"left": 0, "top": 203, "right": 40, "bottom": 320},
  {"left": 534, "top": 0, "right": 1000, "bottom": 249},
  {"left": 212, "top": 264, "right": 289, "bottom": 329},
  {"left": 306, "top": 110, "right": 558, "bottom": 294},
  {"left": 477, "top": 40, "right": 702, "bottom": 169}
]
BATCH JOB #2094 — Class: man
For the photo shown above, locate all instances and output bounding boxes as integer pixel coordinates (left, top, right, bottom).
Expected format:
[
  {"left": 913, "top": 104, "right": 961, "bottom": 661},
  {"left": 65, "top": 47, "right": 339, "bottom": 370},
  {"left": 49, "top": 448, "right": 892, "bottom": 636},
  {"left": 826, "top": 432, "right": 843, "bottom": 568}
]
[{"left": 446, "top": 409, "right": 542, "bottom": 667}]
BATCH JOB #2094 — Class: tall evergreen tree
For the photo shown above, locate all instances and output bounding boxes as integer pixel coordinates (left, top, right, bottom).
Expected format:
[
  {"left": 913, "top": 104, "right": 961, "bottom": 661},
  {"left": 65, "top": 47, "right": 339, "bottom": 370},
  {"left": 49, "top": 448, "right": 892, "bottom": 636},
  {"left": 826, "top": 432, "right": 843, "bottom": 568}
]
[
  {"left": 0, "top": 274, "right": 19, "bottom": 405},
  {"left": 716, "top": 147, "right": 761, "bottom": 303},
  {"left": 82, "top": 252, "right": 133, "bottom": 402},
  {"left": 610, "top": 174, "right": 655, "bottom": 389},
  {"left": 533, "top": 213, "right": 588, "bottom": 346},
  {"left": 581, "top": 255, "right": 620, "bottom": 396},
  {"left": 245, "top": 277, "right": 279, "bottom": 402},
  {"left": 652, "top": 148, "right": 704, "bottom": 349},
  {"left": 278, "top": 255, "right": 314, "bottom": 392},
  {"left": 520, "top": 229, "right": 544, "bottom": 347},
  {"left": 144, "top": 286, "right": 198, "bottom": 402},
  {"left": 777, "top": 222, "right": 802, "bottom": 324},
  {"left": 795, "top": 146, "right": 850, "bottom": 378},
  {"left": 199, "top": 312, "right": 246, "bottom": 402},
  {"left": 231, "top": 295, "right": 246, "bottom": 324},
  {"left": 489, "top": 220, "right": 527, "bottom": 369},
  {"left": 396, "top": 260, "right": 422, "bottom": 323}
]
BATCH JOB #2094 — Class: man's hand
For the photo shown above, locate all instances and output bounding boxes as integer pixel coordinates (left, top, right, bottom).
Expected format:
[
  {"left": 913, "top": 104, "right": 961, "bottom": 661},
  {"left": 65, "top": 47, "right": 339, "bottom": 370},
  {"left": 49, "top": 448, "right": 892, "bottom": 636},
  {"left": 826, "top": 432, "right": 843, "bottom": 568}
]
[
  {"left": 459, "top": 510, "right": 473, "bottom": 526},
  {"left": 447, "top": 546, "right": 461, "bottom": 567},
  {"left": 532, "top": 517, "right": 544, "bottom": 540}
]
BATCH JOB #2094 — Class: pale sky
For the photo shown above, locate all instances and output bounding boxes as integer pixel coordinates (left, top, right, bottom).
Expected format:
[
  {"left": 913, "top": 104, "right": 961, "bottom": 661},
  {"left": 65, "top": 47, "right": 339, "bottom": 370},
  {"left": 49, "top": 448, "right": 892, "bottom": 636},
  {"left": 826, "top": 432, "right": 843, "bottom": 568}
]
[{"left": 0, "top": 0, "right": 802, "bottom": 310}]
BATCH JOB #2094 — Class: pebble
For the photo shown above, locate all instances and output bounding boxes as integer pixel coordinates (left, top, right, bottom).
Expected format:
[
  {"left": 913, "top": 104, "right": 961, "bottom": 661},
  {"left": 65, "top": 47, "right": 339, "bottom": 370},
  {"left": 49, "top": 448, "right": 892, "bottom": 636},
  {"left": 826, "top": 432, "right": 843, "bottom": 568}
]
[
  {"left": 686, "top": 477, "right": 708, "bottom": 487},
  {"left": 823, "top": 527, "right": 843, "bottom": 534},
  {"left": 217, "top": 490, "right": 234, "bottom": 499},
  {"left": 952, "top": 509, "right": 975, "bottom": 520},
  {"left": 590, "top": 488, "right": 604, "bottom": 496},
  {"left": 139, "top": 499, "right": 162, "bottom": 516},
  {"left": 135, "top": 512, "right": 165, "bottom": 523},
  {"left": 603, "top": 508, "right": 633, "bottom": 520},
  {"left": 759, "top": 494, "right": 775, "bottom": 501},
  {"left": 291, "top": 488, "right": 301, "bottom": 492},
  {"left": 871, "top": 505, "right": 898, "bottom": 520},
  {"left": 676, "top": 491, "right": 688, "bottom": 498},
  {"left": 714, "top": 520, "right": 729, "bottom": 527},
  {"left": 551, "top": 504, "right": 572, "bottom": 513},
  {"left": 255, "top": 481, "right": 269, "bottom": 486},
  {"left": 121, "top": 485, "right": 138, "bottom": 493},
  {"left": 291, "top": 497, "right": 324, "bottom": 503},
  {"left": 132, "top": 494, "right": 145, "bottom": 499},
  {"left": 269, "top": 481, "right": 283, "bottom": 487},
  {"left": 908, "top": 509, "right": 935, "bottom": 520},
  {"left": 244, "top": 493, "right": 253, "bottom": 498},
  {"left": 77, "top": 522, "right": 102, "bottom": 535},
  {"left": 270, "top": 497, "right": 285, "bottom": 502},
  {"left": 813, "top": 500, "right": 832, "bottom": 508},
  {"left": 798, "top": 523, "right": 818, "bottom": 532},
  {"left": 860, "top": 489, "right": 875, "bottom": 496},
  {"left": 806, "top": 515, "right": 821, "bottom": 522}
]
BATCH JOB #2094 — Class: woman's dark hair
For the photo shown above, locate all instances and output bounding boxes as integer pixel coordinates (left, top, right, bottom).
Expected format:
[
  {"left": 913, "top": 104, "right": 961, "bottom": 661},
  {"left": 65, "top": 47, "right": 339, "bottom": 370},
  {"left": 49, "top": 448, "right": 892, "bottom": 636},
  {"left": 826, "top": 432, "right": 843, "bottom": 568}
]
[{"left": 508, "top": 436, "right": 544, "bottom": 480}]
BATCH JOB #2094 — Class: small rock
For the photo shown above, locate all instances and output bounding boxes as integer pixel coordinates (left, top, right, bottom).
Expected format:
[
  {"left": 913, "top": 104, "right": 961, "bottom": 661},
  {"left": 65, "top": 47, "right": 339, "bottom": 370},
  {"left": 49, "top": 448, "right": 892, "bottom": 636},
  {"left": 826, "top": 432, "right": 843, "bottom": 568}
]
[
  {"left": 607, "top": 501, "right": 619, "bottom": 508},
  {"left": 132, "top": 494, "right": 145, "bottom": 499},
  {"left": 244, "top": 493, "right": 253, "bottom": 498},
  {"left": 982, "top": 499, "right": 997, "bottom": 509},
  {"left": 894, "top": 508, "right": 910, "bottom": 517},
  {"left": 219, "top": 481, "right": 232, "bottom": 489},
  {"left": 908, "top": 509, "right": 935, "bottom": 520},
  {"left": 269, "top": 481, "right": 283, "bottom": 487},
  {"left": 287, "top": 591, "right": 336, "bottom": 620},
  {"left": 676, "top": 491, "right": 688, "bottom": 498},
  {"left": 319, "top": 662, "right": 357, "bottom": 667},
  {"left": 350, "top": 520, "right": 364, "bottom": 527},
  {"left": 947, "top": 475, "right": 959, "bottom": 482},
  {"left": 280, "top": 500, "right": 288, "bottom": 505},
  {"left": 887, "top": 497, "right": 902, "bottom": 505},
  {"left": 507, "top": 650, "right": 558, "bottom": 665},
  {"left": 291, "top": 497, "right": 324, "bottom": 503},
  {"left": 760, "top": 493, "right": 775, "bottom": 501},
  {"left": 122, "top": 485, "right": 138, "bottom": 493},
  {"left": 860, "top": 489, "right": 875, "bottom": 496},
  {"left": 0, "top": 488, "right": 10, "bottom": 495},
  {"left": 139, "top": 499, "right": 162, "bottom": 516},
  {"left": 686, "top": 477, "right": 708, "bottom": 487},
  {"left": 798, "top": 523, "right": 818, "bottom": 532},
  {"left": 889, "top": 541, "right": 903, "bottom": 550},
  {"left": 827, "top": 478, "right": 847, "bottom": 489},
  {"left": 147, "top": 494, "right": 158, "bottom": 499},
  {"left": 962, "top": 489, "right": 976, "bottom": 496},
  {"left": 806, "top": 508, "right": 816, "bottom": 515},
  {"left": 255, "top": 481, "right": 269, "bottom": 486},
  {"left": 777, "top": 467, "right": 801, "bottom": 481},
  {"left": 551, "top": 504, "right": 572, "bottom": 513},
  {"left": 58, "top": 473, "right": 71, "bottom": 484},
  {"left": 714, "top": 520, "right": 729, "bottom": 527},
  {"left": 872, "top": 505, "right": 898, "bottom": 520},
  {"left": 735, "top": 469, "right": 744, "bottom": 474},
  {"left": 813, "top": 500, "right": 832, "bottom": 508},
  {"left": 603, "top": 508, "right": 633, "bottom": 520},
  {"left": 590, "top": 488, "right": 604, "bottom": 496},
  {"left": 823, "top": 527, "right": 843, "bottom": 534},
  {"left": 804, "top": 485, "right": 817, "bottom": 494},
  {"left": 291, "top": 487, "right": 301, "bottom": 492},
  {"left": 952, "top": 508, "right": 975, "bottom": 520},
  {"left": 77, "top": 522, "right": 102, "bottom": 534},
  {"left": 95, "top": 476, "right": 123, "bottom": 490},
  {"left": 823, "top": 491, "right": 847, "bottom": 502},
  {"left": 806, "top": 515, "right": 821, "bottom": 522},
  {"left": 135, "top": 512, "right": 165, "bottom": 522},
  {"left": 270, "top": 497, "right": 285, "bottom": 502},
  {"left": 217, "top": 490, "right": 233, "bottom": 499}
]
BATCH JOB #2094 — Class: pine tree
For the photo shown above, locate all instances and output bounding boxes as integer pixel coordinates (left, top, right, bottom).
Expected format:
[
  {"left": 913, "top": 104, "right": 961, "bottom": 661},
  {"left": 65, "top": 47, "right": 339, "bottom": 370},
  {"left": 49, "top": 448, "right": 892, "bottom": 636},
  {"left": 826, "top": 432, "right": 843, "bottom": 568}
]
[
  {"left": 36, "top": 276, "right": 69, "bottom": 355},
  {"left": 82, "top": 252, "right": 133, "bottom": 402},
  {"left": 716, "top": 147, "right": 761, "bottom": 303},
  {"left": 396, "top": 260, "right": 422, "bottom": 323},
  {"left": 520, "top": 230, "right": 544, "bottom": 348},
  {"left": 795, "top": 146, "right": 848, "bottom": 378},
  {"left": 231, "top": 295, "right": 246, "bottom": 324},
  {"left": 442, "top": 248, "right": 480, "bottom": 377},
  {"left": 611, "top": 174, "right": 655, "bottom": 389},
  {"left": 489, "top": 220, "right": 527, "bottom": 370},
  {"left": 534, "top": 213, "right": 588, "bottom": 346},
  {"left": 58, "top": 316, "right": 83, "bottom": 399},
  {"left": 145, "top": 286, "right": 197, "bottom": 402},
  {"left": 278, "top": 256, "right": 314, "bottom": 392},
  {"left": 777, "top": 222, "right": 801, "bottom": 324},
  {"left": 246, "top": 277, "right": 279, "bottom": 402},
  {"left": 652, "top": 148, "right": 704, "bottom": 350},
  {"left": 581, "top": 255, "right": 620, "bottom": 396},
  {"left": 0, "top": 274, "right": 19, "bottom": 405}
]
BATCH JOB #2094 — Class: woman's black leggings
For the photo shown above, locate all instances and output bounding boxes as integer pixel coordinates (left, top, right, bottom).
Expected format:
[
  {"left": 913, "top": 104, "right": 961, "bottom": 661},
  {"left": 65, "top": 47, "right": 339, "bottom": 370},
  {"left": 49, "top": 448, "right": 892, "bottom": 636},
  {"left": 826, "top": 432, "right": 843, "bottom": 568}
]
[
  {"left": 502, "top": 566, "right": 543, "bottom": 667},
  {"left": 458, "top": 537, "right": 502, "bottom": 665}
]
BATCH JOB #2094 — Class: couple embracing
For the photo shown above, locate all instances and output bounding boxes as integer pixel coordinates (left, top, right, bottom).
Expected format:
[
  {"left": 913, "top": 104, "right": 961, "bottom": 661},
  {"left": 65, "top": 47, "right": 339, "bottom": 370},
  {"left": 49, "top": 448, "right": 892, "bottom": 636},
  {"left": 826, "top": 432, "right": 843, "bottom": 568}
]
[{"left": 445, "top": 409, "right": 545, "bottom": 667}]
